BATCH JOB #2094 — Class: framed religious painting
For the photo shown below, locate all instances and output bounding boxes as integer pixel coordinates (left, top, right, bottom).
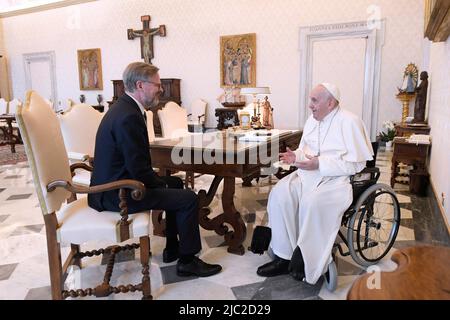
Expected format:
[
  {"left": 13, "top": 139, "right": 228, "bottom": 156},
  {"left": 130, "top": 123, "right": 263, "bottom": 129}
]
[
  {"left": 220, "top": 33, "right": 256, "bottom": 88},
  {"left": 77, "top": 48, "right": 103, "bottom": 90}
]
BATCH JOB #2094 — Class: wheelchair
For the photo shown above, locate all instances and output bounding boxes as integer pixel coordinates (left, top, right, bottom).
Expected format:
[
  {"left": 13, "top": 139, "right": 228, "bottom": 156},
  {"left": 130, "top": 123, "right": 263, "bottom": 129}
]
[{"left": 324, "top": 142, "right": 401, "bottom": 291}]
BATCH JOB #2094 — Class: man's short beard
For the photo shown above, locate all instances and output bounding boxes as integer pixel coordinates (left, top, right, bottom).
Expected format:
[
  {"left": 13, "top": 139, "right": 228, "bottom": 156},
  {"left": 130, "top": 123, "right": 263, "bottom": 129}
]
[{"left": 144, "top": 97, "right": 159, "bottom": 109}]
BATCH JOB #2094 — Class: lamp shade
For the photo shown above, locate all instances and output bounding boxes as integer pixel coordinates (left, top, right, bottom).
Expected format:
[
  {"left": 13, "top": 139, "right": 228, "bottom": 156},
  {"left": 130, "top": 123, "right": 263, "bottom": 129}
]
[{"left": 240, "top": 87, "right": 271, "bottom": 95}]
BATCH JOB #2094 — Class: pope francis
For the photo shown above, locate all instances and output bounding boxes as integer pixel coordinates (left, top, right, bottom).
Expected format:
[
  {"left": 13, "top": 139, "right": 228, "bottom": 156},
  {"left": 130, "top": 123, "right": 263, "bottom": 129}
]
[{"left": 257, "top": 83, "right": 373, "bottom": 285}]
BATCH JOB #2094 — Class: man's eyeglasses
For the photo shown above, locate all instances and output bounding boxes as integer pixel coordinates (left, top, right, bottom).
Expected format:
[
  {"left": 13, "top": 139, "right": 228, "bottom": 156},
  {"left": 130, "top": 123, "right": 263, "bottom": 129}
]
[{"left": 142, "top": 81, "right": 162, "bottom": 89}]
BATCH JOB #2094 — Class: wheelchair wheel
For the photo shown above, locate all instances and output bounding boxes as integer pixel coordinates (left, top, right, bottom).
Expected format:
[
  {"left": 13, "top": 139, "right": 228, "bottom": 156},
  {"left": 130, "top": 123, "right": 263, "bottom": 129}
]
[
  {"left": 347, "top": 183, "right": 400, "bottom": 267},
  {"left": 324, "top": 260, "right": 338, "bottom": 292}
]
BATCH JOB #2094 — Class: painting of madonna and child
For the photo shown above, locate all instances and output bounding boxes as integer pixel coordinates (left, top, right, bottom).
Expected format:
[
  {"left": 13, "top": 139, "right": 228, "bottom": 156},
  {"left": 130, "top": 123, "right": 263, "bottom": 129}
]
[{"left": 220, "top": 33, "right": 256, "bottom": 88}]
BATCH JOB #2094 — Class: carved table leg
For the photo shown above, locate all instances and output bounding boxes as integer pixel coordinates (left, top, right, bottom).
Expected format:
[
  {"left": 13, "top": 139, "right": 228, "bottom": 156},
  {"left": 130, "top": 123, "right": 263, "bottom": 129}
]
[
  {"left": 222, "top": 177, "right": 246, "bottom": 255},
  {"left": 242, "top": 172, "right": 260, "bottom": 187},
  {"left": 198, "top": 176, "right": 246, "bottom": 255}
]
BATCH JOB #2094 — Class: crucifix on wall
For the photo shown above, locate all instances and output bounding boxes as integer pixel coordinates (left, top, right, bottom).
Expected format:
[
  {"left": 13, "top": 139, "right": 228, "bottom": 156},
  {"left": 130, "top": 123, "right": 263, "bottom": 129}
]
[{"left": 127, "top": 15, "right": 166, "bottom": 64}]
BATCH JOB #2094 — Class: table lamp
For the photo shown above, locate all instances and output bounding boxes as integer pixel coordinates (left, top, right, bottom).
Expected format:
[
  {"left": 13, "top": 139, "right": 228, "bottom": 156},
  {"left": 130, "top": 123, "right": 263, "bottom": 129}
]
[{"left": 240, "top": 87, "right": 271, "bottom": 129}]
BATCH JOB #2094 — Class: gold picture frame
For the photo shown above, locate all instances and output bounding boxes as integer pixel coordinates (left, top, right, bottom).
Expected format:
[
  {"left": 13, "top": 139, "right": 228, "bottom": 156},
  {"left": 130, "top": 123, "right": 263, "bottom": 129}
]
[
  {"left": 239, "top": 111, "right": 251, "bottom": 129},
  {"left": 220, "top": 33, "right": 256, "bottom": 88},
  {"left": 77, "top": 48, "right": 103, "bottom": 90}
]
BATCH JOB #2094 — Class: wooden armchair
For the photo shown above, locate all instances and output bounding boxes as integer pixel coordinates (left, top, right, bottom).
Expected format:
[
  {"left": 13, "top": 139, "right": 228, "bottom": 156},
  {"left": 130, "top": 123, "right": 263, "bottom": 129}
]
[
  {"left": 57, "top": 103, "right": 104, "bottom": 186},
  {"left": 187, "top": 98, "right": 207, "bottom": 131},
  {"left": 158, "top": 101, "right": 195, "bottom": 189},
  {"left": 17, "top": 91, "right": 157, "bottom": 300}
]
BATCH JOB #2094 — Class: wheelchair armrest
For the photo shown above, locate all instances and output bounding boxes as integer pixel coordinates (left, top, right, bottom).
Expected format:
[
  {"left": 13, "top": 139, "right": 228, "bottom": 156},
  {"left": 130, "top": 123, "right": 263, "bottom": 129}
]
[{"left": 350, "top": 167, "right": 380, "bottom": 183}]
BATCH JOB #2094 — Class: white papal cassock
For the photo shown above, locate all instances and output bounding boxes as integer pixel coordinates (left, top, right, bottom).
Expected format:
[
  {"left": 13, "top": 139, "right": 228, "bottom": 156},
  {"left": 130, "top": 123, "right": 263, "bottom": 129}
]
[{"left": 268, "top": 107, "right": 373, "bottom": 284}]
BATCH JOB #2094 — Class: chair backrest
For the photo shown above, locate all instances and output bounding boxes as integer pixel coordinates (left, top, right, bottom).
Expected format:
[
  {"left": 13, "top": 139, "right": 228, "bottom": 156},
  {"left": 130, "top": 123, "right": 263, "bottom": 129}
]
[
  {"left": 58, "top": 103, "right": 104, "bottom": 156},
  {"left": 16, "top": 91, "right": 72, "bottom": 215},
  {"left": 145, "top": 110, "right": 155, "bottom": 142},
  {"left": 0, "top": 98, "right": 7, "bottom": 114},
  {"left": 8, "top": 98, "right": 21, "bottom": 114},
  {"left": 44, "top": 99, "right": 53, "bottom": 109},
  {"left": 366, "top": 141, "right": 379, "bottom": 168},
  {"left": 158, "top": 101, "right": 189, "bottom": 138},
  {"left": 190, "top": 99, "right": 207, "bottom": 124}
]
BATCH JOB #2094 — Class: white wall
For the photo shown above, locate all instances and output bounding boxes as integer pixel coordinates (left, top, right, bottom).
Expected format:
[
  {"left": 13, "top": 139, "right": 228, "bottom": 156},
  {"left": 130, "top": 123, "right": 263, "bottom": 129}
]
[
  {"left": 0, "top": 19, "right": 4, "bottom": 53},
  {"left": 427, "top": 37, "right": 450, "bottom": 225},
  {"left": 1, "top": 0, "right": 424, "bottom": 130}
]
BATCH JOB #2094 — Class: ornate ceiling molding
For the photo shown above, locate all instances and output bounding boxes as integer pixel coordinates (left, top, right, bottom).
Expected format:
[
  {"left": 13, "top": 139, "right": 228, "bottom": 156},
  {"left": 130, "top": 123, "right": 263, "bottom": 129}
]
[{"left": 0, "top": 0, "right": 97, "bottom": 18}]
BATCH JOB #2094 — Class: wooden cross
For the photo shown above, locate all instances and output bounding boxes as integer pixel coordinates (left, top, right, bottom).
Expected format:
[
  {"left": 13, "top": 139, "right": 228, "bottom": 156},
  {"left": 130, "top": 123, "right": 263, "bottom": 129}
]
[{"left": 127, "top": 15, "right": 166, "bottom": 64}]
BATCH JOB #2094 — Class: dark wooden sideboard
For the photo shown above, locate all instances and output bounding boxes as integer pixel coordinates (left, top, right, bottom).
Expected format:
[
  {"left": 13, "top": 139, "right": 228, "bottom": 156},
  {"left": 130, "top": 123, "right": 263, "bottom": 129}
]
[
  {"left": 108, "top": 78, "right": 181, "bottom": 136},
  {"left": 391, "top": 137, "right": 430, "bottom": 189},
  {"left": 395, "top": 123, "right": 431, "bottom": 137}
]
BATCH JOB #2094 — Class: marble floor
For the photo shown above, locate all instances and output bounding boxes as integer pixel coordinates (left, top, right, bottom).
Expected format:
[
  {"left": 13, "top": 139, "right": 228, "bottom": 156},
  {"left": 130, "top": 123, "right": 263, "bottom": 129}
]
[{"left": 0, "top": 148, "right": 448, "bottom": 300}]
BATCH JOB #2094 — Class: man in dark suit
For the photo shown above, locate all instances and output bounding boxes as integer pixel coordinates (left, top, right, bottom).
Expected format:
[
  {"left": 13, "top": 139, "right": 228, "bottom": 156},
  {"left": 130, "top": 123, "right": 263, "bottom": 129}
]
[{"left": 88, "top": 62, "right": 222, "bottom": 277}]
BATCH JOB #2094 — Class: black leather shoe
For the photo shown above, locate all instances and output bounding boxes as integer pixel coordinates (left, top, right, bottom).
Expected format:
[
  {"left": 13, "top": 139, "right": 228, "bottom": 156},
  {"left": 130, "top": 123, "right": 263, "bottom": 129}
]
[
  {"left": 289, "top": 246, "right": 305, "bottom": 281},
  {"left": 163, "top": 248, "right": 179, "bottom": 263},
  {"left": 257, "top": 257, "right": 290, "bottom": 277},
  {"left": 176, "top": 256, "right": 222, "bottom": 277}
]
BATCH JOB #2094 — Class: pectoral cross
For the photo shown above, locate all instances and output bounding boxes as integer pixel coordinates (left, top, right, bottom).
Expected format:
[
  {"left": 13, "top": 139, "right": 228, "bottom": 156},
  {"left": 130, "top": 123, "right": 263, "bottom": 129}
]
[{"left": 127, "top": 15, "right": 166, "bottom": 64}]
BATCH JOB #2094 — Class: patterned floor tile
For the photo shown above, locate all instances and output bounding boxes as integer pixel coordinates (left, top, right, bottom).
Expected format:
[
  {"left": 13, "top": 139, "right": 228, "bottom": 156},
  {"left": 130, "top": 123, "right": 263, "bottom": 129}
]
[
  {"left": 6, "top": 194, "right": 32, "bottom": 201},
  {"left": 256, "top": 199, "right": 268, "bottom": 207},
  {"left": 204, "top": 235, "right": 226, "bottom": 249},
  {"left": 160, "top": 264, "right": 198, "bottom": 285},
  {"left": 4, "top": 175, "right": 23, "bottom": 180},
  {"left": 24, "top": 286, "right": 51, "bottom": 300},
  {"left": 0, "top": 263, "right": 18, "bottom": 281},
  {"left": 243, "top": 213, "right": 256, "bottom": 223},
  {"left": 336, "top": 257, "right": 365, "bottom": 276},
  {"left": 100, "top": 247, "right": 136, "bottom": 265},
  {"left": 400, "top": 218, "right": 415, "bottom": 229},
  {"left": 249, "top": 275, "right": 322, "bottom": 300},
  {"left": 9, "top": 224, "right": 44, "bottom": 236}
]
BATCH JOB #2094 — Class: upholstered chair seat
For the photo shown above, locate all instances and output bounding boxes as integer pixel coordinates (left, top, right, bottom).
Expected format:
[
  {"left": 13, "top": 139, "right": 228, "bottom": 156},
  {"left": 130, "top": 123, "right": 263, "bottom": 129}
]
[{"left": 56, "top": 197, "right": 150, "bottom": 244}]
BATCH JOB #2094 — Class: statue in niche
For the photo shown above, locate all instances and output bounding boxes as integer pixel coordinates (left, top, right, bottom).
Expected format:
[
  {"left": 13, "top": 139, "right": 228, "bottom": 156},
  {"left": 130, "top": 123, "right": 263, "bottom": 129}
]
[
  {"left": 413, "top": 71, "right": 428, "bottom": 123},
  {"left": 398, "top": 63, "right": 418, "bottom": 94}
]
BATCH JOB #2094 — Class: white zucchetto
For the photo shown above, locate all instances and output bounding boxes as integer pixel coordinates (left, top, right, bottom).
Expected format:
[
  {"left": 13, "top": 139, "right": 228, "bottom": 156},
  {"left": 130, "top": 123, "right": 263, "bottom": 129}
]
[{"left": 320, "top": 83, "right": 340, "bottom": 102}]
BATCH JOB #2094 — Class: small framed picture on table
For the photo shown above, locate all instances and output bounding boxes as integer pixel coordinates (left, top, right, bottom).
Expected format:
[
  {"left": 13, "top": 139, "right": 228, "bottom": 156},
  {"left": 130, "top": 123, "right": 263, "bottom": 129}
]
[{"left": 239, "top": 111, "right": 251, "bottom": 130}]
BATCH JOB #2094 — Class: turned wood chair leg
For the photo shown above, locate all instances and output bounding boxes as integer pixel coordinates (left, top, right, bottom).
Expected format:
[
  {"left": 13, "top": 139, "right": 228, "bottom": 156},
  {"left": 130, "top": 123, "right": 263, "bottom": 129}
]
[
  {"left": 140, "top": 236, "right": 152, "bottom": 300},
  {"left": 70, "top": 244, "right": 82, "bottom": 269},
  {"left": 45, "top": 214, "right": 64, "bottom": 300}
]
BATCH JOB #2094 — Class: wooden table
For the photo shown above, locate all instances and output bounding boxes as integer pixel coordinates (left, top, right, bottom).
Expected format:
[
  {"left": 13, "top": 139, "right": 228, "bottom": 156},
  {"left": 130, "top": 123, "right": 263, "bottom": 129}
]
[
  {"left": 0, "top": 114, "right": 22, "bottom": 153},
  {"left": 347, "top": 245, "right": 450, "bottom": 300},
  {"left": 150, "top": 129, "right": 302, "bottom": 255},
  {"left": 391, "top": 137, "right": 430, "bottom": 187}
]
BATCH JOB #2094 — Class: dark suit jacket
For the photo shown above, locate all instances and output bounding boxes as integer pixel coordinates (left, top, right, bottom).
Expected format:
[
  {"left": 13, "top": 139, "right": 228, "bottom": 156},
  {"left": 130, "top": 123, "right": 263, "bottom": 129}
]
[{"left": 88, "top": 94, "right": 166, "bottom": 213}]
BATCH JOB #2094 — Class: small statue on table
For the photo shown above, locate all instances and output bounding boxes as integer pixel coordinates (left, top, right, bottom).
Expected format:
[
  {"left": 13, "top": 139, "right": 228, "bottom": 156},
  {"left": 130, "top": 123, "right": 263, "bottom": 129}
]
[
  {"left": 412, "top": 71, "right": 428, "bottom": 124},
  {"left": 261, "top": 96, "right": 274, "bottom": 129}
]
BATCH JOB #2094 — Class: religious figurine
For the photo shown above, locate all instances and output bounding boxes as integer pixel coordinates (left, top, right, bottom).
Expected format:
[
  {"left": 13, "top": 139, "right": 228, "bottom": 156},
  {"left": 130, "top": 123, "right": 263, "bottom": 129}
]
[
  {"left": 413, "top": 71, "right": 428, "bottom": 123},
  {"left": 261, "top": 96, "right": 274, "bottom": 129},
  {"left": 398, "top": 63, "right": 418, "bottom": 94}
]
